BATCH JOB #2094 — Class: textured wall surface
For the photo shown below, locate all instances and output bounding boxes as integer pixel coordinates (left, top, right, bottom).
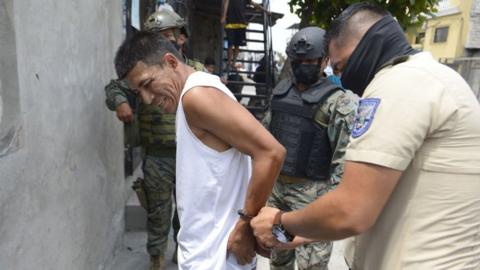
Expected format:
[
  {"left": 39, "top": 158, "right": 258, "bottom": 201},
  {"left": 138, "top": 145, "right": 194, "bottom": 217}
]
[
  {"left": 0, "top": 1, "right": 129, "bottom": 269},
  {"left": 0, "top": 0, "right": 21, "bottom": 156}
]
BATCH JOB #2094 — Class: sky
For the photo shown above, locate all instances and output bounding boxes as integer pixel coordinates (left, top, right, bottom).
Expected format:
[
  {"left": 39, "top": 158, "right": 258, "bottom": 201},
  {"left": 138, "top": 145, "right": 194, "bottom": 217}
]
[{"left": 270, "top": 0, "right": 300, "bottom": 55}]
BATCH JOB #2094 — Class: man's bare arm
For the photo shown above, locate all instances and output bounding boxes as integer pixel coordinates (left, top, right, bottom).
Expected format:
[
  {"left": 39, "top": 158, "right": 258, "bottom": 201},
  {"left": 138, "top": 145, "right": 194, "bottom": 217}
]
[
  {"left": 221, "top": 0, "right": 229, "bottom": 23},
  {"left": 285, "top": 161, "right": 401, "bottom": 238},
  {"left": 251, "top": 161, "right": 402, "bottom": 247},
  {"left": 183, "top": 86, "right": 285, "bottom": 215},
  {"left": 182, "top": 86, "right": 285, "bottom": 262}
]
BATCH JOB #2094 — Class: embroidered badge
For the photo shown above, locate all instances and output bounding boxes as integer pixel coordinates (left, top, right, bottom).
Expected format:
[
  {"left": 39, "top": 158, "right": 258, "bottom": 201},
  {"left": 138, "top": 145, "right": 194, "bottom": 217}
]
[{"left": 352, "top": 98, "right": 380, "bottom": 138}]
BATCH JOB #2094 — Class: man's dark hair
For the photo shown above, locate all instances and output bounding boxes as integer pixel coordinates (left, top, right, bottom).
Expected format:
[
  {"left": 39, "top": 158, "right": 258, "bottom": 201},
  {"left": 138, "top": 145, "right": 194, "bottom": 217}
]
[
  {"left": 204, "top": 56, "right": 215, "bottom": 66},
  {"left": 325, "top": 2, "right": 389, "bottom": 51},
  {"left": 115, "top": 31, "right": 183, "bottom": 79}
]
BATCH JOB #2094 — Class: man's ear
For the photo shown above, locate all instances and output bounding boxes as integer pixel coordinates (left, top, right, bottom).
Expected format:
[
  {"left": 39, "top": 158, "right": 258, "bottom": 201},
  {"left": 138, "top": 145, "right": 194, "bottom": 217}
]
[
  {"left": 320, "top": 57, "right": 329, "bottom": 70},
  {"left": 163, "top": 53, "right": 178, "bottom": 69}
]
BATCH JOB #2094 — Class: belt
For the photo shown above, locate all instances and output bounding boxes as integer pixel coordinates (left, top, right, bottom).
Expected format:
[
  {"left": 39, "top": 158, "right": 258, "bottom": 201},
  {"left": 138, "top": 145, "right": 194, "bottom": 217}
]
[
  {"left": 144, "top": 146, "right": 176, "bottom": 157},
  {"left": 277, "top": 175, "right": 312, "bottom": 184},
  {"left": 225, "top": 23, "right": 247, "bottom": 29}
]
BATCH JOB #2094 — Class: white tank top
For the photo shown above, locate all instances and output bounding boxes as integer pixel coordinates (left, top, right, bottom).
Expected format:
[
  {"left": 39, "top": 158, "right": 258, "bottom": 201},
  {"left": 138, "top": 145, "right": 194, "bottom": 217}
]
[{"left": 175, "top": 72, "right": 255, "bottom": 270}]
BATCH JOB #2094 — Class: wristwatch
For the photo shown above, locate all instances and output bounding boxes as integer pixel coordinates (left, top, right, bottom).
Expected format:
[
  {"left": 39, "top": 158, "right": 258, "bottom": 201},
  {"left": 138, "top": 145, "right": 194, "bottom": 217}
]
[{"left": 272, "top": 211, "right": 294, "bottom": 243}]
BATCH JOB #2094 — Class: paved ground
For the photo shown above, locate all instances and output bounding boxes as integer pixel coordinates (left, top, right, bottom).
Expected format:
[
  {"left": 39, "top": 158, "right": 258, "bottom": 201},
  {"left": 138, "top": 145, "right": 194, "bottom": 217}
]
[{"left": 108, "top": 231, "right": 348, "bottom": 270}]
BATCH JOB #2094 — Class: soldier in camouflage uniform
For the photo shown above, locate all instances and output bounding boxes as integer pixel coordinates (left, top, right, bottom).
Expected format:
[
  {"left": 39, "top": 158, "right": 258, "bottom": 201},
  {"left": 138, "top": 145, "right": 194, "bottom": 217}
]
[
  {"left": 267, "top": 27, "right": 359, "bottom": 270},
  {"left": 104, "top": 9, "right": 205, "bottom": 270}
]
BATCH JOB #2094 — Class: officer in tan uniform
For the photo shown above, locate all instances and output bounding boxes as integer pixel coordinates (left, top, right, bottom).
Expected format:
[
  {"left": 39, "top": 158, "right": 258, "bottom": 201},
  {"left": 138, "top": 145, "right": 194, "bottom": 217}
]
[
  {"left": 104, "top": 9, "right": 205, "bottom": 270},
  {"left": 250, "top": 3, "right": 480, "bottom": 270}
]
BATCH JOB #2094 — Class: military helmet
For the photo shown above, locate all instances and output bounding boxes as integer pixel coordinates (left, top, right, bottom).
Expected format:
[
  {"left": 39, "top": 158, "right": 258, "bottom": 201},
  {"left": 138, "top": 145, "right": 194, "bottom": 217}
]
[
  {"left": 286, "top": 26, "right": 326, "bottom": 61},
  {"left": 144, "top": 9, "right": 187, "bottom": 36}
]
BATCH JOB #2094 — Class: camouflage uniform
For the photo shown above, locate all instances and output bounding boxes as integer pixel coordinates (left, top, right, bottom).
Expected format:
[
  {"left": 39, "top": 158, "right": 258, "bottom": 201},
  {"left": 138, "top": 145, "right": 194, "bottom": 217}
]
[
  {"left": 105, "top": 79, "right": 179, "bottom": 257},
  {"left": 268, "top": 86, "right": 358, "bottom": 270},
  {"left": 186, "top": 58, "right": 207, "bottom": 72}
]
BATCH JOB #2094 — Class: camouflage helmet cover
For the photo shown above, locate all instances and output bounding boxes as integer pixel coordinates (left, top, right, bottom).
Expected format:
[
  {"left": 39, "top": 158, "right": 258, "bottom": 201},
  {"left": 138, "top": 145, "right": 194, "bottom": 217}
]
[
  {"left": 144, "top": 9, "right": 187, "bottom": 35},
  {"left": 286, "top": 26, "right": 326, "bottom": 61}
]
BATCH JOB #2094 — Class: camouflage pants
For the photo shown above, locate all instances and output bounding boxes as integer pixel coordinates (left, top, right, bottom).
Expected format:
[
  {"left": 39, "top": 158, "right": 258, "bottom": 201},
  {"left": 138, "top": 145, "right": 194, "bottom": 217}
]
[
  {"left": 267, "top": 180, "right": 332, "bottom": 270},
  {"left": 143, "top": 155, "right": 180, "bottom": 257}
]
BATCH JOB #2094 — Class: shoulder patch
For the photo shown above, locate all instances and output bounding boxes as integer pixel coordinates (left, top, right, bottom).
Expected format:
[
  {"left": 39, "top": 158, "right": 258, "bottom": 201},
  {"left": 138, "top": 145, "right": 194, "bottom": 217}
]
[{"left": 352, "top": 98, "right": 380, "bottom": 138}]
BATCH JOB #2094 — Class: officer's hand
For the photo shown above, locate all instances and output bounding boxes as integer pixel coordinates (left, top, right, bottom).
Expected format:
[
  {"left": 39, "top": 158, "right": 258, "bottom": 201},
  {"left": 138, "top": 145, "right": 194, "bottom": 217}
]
[
  {"left": 220, "top": 15, "right": 226, "bottom": 24},
  {"left": 116, "top": 102, "right": 134, "bottom": 123},
  {"left": 250, "top": 207, "right": 281, "bottom": 249},
  {"left": 227, "top": 219, "right": 256, "bottom": 265},
  {"left": 276, "top": 236, "right": 313, "bottom": 250},
  {"left": 254, "top": 239, "right": 271, "bottom": 258}
]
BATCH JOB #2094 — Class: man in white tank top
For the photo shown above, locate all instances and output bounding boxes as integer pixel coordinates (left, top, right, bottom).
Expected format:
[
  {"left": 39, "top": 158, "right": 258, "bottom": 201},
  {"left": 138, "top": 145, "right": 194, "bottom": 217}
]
[{"left": 114, "top": 31, "right": 286, "bottom": 270}]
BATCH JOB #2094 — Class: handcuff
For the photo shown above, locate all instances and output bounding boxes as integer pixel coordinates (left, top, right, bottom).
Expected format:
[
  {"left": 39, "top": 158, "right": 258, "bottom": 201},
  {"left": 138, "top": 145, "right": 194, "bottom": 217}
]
[{"left": 237, "top": 209, "right": 254, "bottom": 221}]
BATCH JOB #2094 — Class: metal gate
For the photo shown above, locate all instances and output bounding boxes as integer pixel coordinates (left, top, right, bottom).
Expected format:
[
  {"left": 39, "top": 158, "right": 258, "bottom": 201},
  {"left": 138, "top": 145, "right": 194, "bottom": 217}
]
[{"left": 440, "top": 57, "right": 480, "bottom": 102}]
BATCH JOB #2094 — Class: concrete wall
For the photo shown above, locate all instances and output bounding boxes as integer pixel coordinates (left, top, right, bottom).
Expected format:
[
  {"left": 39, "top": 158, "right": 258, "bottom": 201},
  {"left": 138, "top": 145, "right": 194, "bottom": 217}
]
[
  {"left": 0, "top": 1, "right": 129, "bottom": 269},
  {"left": 0, "top": 0, "right": 21, "bottom": 156}
]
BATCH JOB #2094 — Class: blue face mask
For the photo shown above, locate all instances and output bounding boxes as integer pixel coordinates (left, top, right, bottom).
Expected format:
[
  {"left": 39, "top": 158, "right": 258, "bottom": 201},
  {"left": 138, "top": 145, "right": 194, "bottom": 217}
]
[{"left": 292, "top": 63, "right": 321, "bottom": 85}]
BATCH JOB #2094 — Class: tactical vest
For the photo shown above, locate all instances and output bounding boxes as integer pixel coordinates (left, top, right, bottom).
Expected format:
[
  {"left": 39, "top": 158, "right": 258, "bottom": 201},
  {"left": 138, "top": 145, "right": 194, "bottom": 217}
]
[
  {"left": 138, "top": 104, "right": 176, "bottom": 150},
  {"left": 270, "top": 78, "right": 342, "bottom": 181}
]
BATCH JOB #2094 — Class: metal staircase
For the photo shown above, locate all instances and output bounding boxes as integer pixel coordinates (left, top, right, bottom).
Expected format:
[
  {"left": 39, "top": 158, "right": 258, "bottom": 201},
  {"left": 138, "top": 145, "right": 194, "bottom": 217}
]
[{"left": 220, "top": 0, "right": 276, "bottom": 120}]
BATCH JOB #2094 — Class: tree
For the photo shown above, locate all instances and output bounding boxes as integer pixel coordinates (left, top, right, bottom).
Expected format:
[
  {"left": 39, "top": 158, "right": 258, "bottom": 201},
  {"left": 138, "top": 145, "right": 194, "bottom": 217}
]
[{"left": 288, "top": 0, "right": 440, "bottom": 29}]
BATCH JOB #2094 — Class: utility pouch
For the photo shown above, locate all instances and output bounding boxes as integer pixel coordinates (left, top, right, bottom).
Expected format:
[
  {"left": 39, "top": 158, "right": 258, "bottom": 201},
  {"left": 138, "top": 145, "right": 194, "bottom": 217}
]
[{"left": 132, "top": 177, "right": 148, "bottom": 209}]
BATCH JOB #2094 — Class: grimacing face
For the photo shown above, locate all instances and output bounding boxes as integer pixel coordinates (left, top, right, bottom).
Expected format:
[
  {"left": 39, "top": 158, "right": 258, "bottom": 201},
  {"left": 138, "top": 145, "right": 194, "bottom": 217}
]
[
  {"left": 328, "top": 39, "right": 356, "bottom": 77},
  {"left": 126, "top": 57, "right": 182, "bottom": 113}
]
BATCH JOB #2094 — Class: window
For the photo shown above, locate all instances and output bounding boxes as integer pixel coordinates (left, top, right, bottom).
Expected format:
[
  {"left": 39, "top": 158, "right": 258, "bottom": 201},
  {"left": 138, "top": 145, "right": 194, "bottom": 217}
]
[
  {"left": 434, "top": 27, "right": 449, "bottom": 43},
  {"left": 415, "top": 32, "right": 425, "bottom": 44}
]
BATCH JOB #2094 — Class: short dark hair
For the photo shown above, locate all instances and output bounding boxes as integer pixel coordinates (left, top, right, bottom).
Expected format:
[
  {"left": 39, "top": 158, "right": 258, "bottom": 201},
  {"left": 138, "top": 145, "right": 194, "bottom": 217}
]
[
  {"left": 204, "top": 56, "right": 215, "bottom": 66},
  {"left": 325, "top": 2, "right": 389, "bottom": 51},
  {"left": 114, "top": 31, "right": 183, "bottom": 79}
]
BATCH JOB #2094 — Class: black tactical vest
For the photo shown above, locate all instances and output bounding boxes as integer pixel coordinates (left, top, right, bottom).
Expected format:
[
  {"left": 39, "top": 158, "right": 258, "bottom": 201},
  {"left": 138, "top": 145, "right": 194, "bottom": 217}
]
[{"left": 270, "top": 78, "right": 342, "bottom": 181}]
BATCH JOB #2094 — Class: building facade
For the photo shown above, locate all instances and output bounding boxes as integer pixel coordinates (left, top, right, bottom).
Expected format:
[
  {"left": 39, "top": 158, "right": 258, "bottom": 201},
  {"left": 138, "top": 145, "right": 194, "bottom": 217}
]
[{"left": 406, "top": 0, "right": 475, "bottom": 59}]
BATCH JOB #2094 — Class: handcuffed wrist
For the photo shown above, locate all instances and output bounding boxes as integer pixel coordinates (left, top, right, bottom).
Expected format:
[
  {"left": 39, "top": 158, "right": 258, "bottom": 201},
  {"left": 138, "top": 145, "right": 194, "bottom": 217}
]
[{"left": 237, "top": 209, "right": 255, "bottom": 221}]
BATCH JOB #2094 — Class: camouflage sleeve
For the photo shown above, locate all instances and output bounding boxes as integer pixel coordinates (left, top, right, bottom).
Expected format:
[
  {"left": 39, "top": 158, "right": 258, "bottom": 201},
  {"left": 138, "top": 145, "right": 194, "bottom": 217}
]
[
  {"left": 186, "top": 58, "right": 208, "bottom": 72},
  {"left": 315, "top": 90, "right": 359, "bottom": 186},
  {"left": 104, "top": 79, "right": 131, "bottom": 111}
]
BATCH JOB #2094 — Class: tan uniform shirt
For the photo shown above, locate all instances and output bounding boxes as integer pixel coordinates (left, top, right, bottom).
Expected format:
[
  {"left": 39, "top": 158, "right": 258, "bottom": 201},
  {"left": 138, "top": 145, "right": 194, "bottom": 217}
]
[{"left": 345, "top": 52, "right": 480, "bottom": 270}]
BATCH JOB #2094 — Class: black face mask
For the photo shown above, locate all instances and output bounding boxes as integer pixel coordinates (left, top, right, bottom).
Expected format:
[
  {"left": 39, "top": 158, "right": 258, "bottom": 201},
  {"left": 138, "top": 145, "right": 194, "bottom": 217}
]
[
  {"left": 292, "top": 63, "right": 321, "bottom": 86},
  {"left": 340, "top": 15, "right": 417, "bottom": 96}
]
